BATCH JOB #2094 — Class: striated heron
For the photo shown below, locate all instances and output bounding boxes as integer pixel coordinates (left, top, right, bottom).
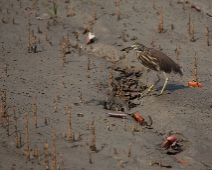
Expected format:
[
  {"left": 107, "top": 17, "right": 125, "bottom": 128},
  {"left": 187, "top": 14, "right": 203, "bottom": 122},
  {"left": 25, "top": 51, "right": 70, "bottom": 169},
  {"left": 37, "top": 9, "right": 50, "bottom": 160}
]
[{"left": 121, "top": 43, "right": 183, "bottom": 94}]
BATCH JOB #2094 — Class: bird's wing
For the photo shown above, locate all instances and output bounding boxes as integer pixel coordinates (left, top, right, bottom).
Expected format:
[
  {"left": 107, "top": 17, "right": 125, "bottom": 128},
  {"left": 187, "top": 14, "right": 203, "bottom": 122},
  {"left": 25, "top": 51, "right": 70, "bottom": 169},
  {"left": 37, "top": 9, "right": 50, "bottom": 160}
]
[
  {"left": 137, "top": 50, "right": 159, "bottom": 71},
  {"left": 149, "top": 48, "right": 182, "bottom": 75}
]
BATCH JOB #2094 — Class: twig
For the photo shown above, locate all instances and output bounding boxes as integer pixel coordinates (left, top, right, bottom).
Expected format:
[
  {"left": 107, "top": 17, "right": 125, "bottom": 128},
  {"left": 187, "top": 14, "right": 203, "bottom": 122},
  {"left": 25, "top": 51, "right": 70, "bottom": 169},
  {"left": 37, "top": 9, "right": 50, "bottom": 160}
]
[
  {"left": 108, "top": 113, "right": 127, "bottom": 118},
  {"left": 190, "top": 4, "right": 201, "bottom": 12},
  {"left": 206, "top": 13, "right": 212, "bottom": 18}
]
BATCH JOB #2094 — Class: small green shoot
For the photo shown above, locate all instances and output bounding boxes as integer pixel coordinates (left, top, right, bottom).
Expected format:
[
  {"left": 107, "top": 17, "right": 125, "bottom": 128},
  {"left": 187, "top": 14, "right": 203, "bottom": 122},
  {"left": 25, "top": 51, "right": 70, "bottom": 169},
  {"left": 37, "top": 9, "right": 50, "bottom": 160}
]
[{"left": 43, "top": 0, "right": 58, "bottom": 18}]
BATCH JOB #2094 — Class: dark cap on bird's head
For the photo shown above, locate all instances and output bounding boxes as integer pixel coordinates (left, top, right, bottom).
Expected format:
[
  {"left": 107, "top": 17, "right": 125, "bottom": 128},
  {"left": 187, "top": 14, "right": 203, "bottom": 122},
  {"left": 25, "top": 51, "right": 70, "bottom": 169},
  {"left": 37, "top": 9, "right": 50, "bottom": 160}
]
[{"left": 121, "top": 43, "right": 146, "bottom": 52}]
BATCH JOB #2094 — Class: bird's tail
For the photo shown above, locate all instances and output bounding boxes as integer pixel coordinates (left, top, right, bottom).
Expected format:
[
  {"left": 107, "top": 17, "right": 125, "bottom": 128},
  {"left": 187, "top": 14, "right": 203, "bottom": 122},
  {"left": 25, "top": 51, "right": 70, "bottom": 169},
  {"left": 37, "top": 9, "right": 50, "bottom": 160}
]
[{"left": 172, "top": 64, "right": 183, "bottom": 76}]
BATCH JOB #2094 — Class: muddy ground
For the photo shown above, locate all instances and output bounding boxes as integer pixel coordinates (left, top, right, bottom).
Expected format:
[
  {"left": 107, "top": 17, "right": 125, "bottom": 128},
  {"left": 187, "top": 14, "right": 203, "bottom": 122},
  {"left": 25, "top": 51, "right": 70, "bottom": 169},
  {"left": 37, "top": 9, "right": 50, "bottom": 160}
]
[{"left": 0, "top": 0, "right": 212, "bottom": 169}]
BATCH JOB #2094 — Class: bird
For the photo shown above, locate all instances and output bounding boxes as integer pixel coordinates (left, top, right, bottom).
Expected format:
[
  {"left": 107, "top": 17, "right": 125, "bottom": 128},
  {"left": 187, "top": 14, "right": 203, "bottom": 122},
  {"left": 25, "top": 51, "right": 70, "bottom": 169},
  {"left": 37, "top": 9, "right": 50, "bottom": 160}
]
[{"left": 121, "top": 43, "right": 183, "bottom": 94}]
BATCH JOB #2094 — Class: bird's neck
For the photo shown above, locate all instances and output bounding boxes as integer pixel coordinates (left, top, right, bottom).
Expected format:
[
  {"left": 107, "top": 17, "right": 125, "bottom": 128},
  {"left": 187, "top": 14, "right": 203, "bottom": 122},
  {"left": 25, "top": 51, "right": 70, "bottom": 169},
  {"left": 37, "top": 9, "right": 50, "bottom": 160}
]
[{"left": 137, "top": 46, "right": 147, "bottom": 52}]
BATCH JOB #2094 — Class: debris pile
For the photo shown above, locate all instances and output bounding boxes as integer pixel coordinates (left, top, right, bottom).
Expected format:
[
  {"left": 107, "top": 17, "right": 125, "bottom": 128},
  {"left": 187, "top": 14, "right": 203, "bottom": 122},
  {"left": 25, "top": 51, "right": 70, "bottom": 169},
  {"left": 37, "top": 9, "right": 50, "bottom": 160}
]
[{"left": 103, "top": 66, "right": 147, "bottom": 111}]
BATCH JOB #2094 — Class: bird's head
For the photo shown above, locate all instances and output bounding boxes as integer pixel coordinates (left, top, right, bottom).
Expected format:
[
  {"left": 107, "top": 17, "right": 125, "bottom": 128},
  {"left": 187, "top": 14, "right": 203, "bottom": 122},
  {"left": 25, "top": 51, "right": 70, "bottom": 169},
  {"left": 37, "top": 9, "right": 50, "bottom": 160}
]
[{"left": 121, "top": 43, "right": 145, "bottom": 53}]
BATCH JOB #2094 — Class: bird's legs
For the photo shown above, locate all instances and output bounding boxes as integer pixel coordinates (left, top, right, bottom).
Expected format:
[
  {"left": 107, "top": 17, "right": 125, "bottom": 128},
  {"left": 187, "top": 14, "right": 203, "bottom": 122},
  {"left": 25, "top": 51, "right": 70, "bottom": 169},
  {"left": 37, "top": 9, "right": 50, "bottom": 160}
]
[
  {"left": 160, "top": 72, "right": 169, "bottom": 94},
  {"left": 148, "top": 74, "right": 160, "bottom": 93}
]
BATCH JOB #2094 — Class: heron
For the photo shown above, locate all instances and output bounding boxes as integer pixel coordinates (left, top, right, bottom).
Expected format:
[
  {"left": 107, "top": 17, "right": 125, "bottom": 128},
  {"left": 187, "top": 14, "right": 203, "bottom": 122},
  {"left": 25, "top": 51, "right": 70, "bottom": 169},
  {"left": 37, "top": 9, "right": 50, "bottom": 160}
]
[{"left": 121, "top": 43, "right": 183, "bottom": 94}]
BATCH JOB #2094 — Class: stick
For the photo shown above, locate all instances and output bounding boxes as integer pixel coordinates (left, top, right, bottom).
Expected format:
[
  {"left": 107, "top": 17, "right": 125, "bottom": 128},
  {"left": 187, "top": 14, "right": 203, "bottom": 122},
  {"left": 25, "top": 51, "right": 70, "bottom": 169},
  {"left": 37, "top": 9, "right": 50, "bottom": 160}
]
[
  {"left": 90, "top": 125, "right": 96, "bottom": 152},
  {"left": 151, "top": 37, "right": 154, "bottom": 47},
  {"left": 190, "top": 21, "right": 195, "bottom": 42},
  {"left": 25, "top": 112, "right": 30, "bottom": 161},
  {"left": 93, "top": 0, "right": 97, "bottom": 20},
  {"left": 117, "top": 0, "right": 120, "bottom": 21},
  {"left": 128, "top": 143, "right": 131, "bottom": 158},
  {"left": 62, "top": 37, "right": 66, "bottom": 67},
  {"left": 0, "top": 104, "right": 2, "bottom": 127},
  {"left": 1, "top": 12, "right": 6, "bottom": 23},
  {"left": 44, "top": 141, "right": 49, "bottom": 170},
  {"left": 6, "top": 108, "right": 9, "bottom": 136},
  {"left": 89, "top": 152, "right": 92, "bottom": 164},
  {"left": 27, "top": 10, "right": 31, "bottom": 26},
  {"left": 52, "top": 131, "right": 57, "bottom": 170},
  {"left": 19, "top": 132, "right": 22, "bottom": 147},
  {"left": 12, "top": 16, "right": 15, "bottom": 25},
  {"left": 33, "top": 0, "right": 37, "bottom": 16},
  {"left": 13, "top": 106, "right": 19, "bottom": 148},
  {"left": 87, "top": 55, "right": 90, "bottom": 70},
  {"left": 66, "top": 31, "right": 70, "bottom": 53},
  {"left": 206, "top": 13, "right": 212, "bottom": 18},
  {"left": 193, "top": 53, "right": 198, "bottom": 82},
  {"left": 206, "top": 24, "right": 209, "bottom": 46},
  {"left": 107, "top": 113, "right": 127, "bottom": 118},
  {"left": 67, "top": 103, "right": 73, "bottom": 142},
  {"left": 62, "top": 20, "right": 65, "bottom": 29},
  {"left": 34, "top": 98, "right": 37, "bottom": 128},
  {"left": 28, "top": 27, "right": 31, "bottom": 52},
  {"left": 190, "top": 4, "right": 201, "bottom": 12},
  {"left": 188, "top": 14, "right": 190, "bottom": 35},
  {"left": 157, "top": 7, "right": 164, "bottom": 33},
  {"left": 4, "top": 63, "right": 7, "bottom": 77},
  {"left": 149, "top": 157, "right": 152, "bottom": 166}
]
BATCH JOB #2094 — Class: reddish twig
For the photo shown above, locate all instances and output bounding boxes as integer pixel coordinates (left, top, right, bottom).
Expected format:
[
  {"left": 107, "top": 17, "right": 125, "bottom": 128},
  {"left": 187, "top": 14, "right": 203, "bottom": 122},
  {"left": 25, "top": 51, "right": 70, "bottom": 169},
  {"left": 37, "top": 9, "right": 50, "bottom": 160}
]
[
  {"left": 131, "top": 113, "right": 153, "bottom": 128},
  {"left": 175, "top": 158, "right": 191, "bottom": 166},
  {"left": 131, "top": 113, "right": 144, "bottom": 124},
  {"left": 108, "top": 113, "right": 127, "bottom": 118},
  {"left": 191, "top": 5, "right": 201, "bottom": 12}
]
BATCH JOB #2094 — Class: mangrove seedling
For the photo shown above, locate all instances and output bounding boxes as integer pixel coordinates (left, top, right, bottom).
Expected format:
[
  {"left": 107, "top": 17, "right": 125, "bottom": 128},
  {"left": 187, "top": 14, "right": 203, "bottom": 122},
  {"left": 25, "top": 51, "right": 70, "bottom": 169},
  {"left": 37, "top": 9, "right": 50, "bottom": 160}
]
[{"left": 43, "top": 0, "right": 58, "bottom": 19}]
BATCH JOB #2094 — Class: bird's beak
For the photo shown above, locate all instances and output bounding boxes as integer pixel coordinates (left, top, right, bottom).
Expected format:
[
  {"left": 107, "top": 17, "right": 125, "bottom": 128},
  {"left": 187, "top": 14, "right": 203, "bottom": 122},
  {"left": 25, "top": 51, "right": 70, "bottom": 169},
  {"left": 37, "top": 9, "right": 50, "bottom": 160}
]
[{"left": 120, "top": 46, "right": 133, "bottom": 53}]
